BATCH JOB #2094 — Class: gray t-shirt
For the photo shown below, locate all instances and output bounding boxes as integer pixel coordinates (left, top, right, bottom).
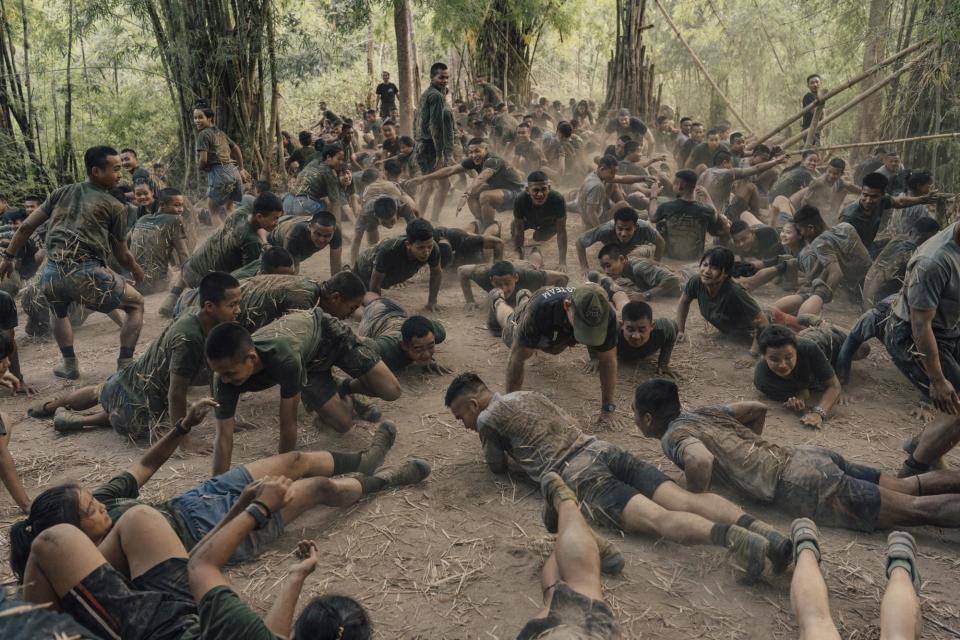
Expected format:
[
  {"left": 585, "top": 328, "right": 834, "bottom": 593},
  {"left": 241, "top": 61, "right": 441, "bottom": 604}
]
[
  {"left": 576, "top": 172, "right": 608, "bottom": 219},
  {"left": 892, "top": 222, "right": 960, "bottom": 338}
]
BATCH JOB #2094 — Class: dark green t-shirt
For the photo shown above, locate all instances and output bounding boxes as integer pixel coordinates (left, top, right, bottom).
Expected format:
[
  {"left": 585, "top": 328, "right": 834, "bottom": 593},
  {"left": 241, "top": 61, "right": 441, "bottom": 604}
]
[
  {"left": 358, "top": 297, "right": 446, "bottom": 372},
  {"left": 236, "top": 274, "right": 323, "bottom": 332},
  {"left": 213, "top": 309, "right": 376, "bottom": 419},
  {"left": 683, "top": 275, "right": 761, "bottom": 340},
  {"left": 130, "top": 213, "right": 185, "bottom": 284},
  {"left": 41, "top": 182, "right": 128, "bottom": 265},
  {"left": 620, "top": 257, "right": 677, "bottom": 291},
  {"left": 267, "top": 215, "right": 342, "bottom": 262},
  {"left": 768, "top": 166, "right": 816, "bottom": 200},
  {"left": 186, "top": 586, "right": 280, "bottom": 640},
  {"left": 196, "top": 127, "right": 235, "bottom": 166},
  {"left": 513, "top": 190, "right": 567, "bottom": 232},
  {"left": 115, "top": 313, "right": 207, "bottom": 417},
  {"left": 753, "top": 337, "right": 835, "bottom": 401},
  {"left": 354, "top": 236, "right": 440, "bottom": 288},
  {"left": 579, "top": 220, "right": 660, "bottom": 253},
  {"left": 653, "top": 199, "right": 718, "bottom": 261},
  {"left": 460, "top": 153, "right": 524, "bottom": 192},
  {"left": 184, "top": 209, "right": 263, "bottom": 280},
  {"left": 617, "top": 317, "right": 677, "bottom": 365},
  {"left": 468, "top": 260, "right": 547, "bottom": 293},
  {"left": 93, "top": 472, "right": 193, "bottom": 547}
]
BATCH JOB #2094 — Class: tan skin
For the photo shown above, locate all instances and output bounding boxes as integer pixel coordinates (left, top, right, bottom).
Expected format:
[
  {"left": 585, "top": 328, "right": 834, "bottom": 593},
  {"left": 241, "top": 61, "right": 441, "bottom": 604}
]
[
  {"left": 457, "top": 266, "right": 568, "bottom": 309},
  {"left": 622, "top": 317, "right": 676, "bottom": 377},
  {"left": 193, "top": 109, "right": 245, "bottom": 226},
  {"left": 761, "top": 343, "right": 842, "bottom": 429},
  {"left": 599, "top": 253, "right": 678, "bottom": 302},
  {"left": 368, "top": 238, "right": 443, "bottom": 311},
  {"left": 514, "top": 179, "right": 567, "bottom": 268}
]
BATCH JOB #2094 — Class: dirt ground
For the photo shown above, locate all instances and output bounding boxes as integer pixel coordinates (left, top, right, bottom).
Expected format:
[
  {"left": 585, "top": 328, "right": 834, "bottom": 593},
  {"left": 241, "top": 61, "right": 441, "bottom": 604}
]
[{"left": 2, "top": 198, "right": 960, "bottom": 640}]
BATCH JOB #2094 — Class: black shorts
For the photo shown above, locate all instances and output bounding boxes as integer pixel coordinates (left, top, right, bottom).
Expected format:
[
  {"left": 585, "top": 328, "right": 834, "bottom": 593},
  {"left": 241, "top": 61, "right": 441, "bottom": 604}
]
[
  {"left": 61, "top": 558, "right": 198, "bottom": 640},
  {"left": 884, "top": 317, "right": 960, "bottom": 399},
  {"left": 775, "top": 446, "right": 882, "bottom": 532},
  {"left": 415, "top": 140, "right": 438, "bottom": 174},
  {"left": 561, "top": 440, "right": 671, "bottom": 529},
  {"left": 516, "top": 581, "right": 618, "bottom": 640}
]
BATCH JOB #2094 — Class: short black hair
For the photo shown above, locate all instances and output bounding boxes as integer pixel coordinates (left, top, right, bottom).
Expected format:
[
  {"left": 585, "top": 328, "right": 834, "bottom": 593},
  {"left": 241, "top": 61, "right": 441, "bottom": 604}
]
[
  {"left": 713, "top": 151, "right": 732, "bottom": 166},
  {"left": 679, "top": 116, "right": 692, "bottom": 124},
  {"left": 401, "top": 316, "right": 437, "bottom": 343},
  {"left": 623, "top": 140, "right": 641, "bottom": 155},
  {"left": 621, "top": 300, "right": 653, "bottom": 323},
  {"left": 373, "top": 197, "right": 398, "bottom": 219},
  {"left": 467, "top": 137, "right": 487, "bottom": 148},
  {"left": 757, "top": 324, "right": 798, "bottom": 353},
  {"left": 322, "top": 143, "right": 344, "bottom": 160},
  {"left": 633, "top": 379, "right": 681, "bottom": 424},
  {"left": 120, "top": 148, "right": 137, "bottom": 157},
  {"left": 205, "top": 322, "right": 254, "bottom": 363},
  {"left": 261, "top": 246, "right": 295, "bottom": 271},
  {"left": 430, "top": 62, "right": 448, "bottom": 77},
  {"left": 730, "top": 132, "right": 744, "bottom": 144},
  {"left": 729, "top": 219, "right": 750, "bottom": 236},
  {"left": 801, "top": 150, "right": 820, "bottom": 159},
  {"left": 253, "top": 192, "right": 283, "bottom": 215},
  {"left": 444, "top": 372, "right": 488, "bottom": 407},
  {"left": 23, "top": 194, "right": 43, "bottom": 203},
  {"left": 557, "top": 122, "right": 573, "bottom": 138},
  {"left": 613, "top": 207, "right": 639, "bottom": 225},
  {"left": 675, "top": 169, "right": 698, "bottom": 190},
  {"left": 398, "top": 135, "right": 415, "bottom": 148},
  {"left": 383, "top": 159, "right": 402, "bottom": 178},
  {"left": 905, "top": 169, "right": 933, "bottom": 192},
  {"left": 254, "top": 180, "right": 271, "bottom": 194},
  {"left": 310, "top": 211, "right": 338, "bottom": 229},
  {"left": 598, "top": 154, "right": 619, "bottom": 170},
  {"left": 527, "top": 170, "right": 549, "bottom": 183},
  {"left": 752, "top": 144, "right": 771, "bottom": 157},
  {"left": 297, "top": 130, "right": 313, "bottom": 146},
  {"left": 793, "top": 205, "right": 824, "bottom": 229},
  {"left": 700, "top": 246, "right": 735, "bottom": 275},
  {"left": 405, "top": 218, "right": 434, "bottom": 243},
  {"left": 862, "top": 172, "right": 889, "bottom": 191},
  {"left": 912, "top": 216, "right": 941, "bottom": 236},
  {"left": 84, "top": 145, "right": 119, "bottom": 176},
  {"left": 706, "top": 128, "right": 720, "bottom": 138},
  {"left": 828, "top": 158, "right": 846, "bottom": 171},
  {"left": 488, "top": 260, "right": 517, "bottom": 278},
  {"left": 157, "top": 187, "right": 183, "bottom": 205},
  {"left": 198, "top": 272, "right": 241, "bottom": 306},
  {"left": 361, "top": 168, "right": 379, "bottom": 185},
  {"left": 806, "top": 73, "right": 821, "bottom": 83},
  {"left": 598, "top": 243, "right": 626, "bottom": 261},
  {"left": 324, "top": 271, "right": 366, "bottom": 298}
]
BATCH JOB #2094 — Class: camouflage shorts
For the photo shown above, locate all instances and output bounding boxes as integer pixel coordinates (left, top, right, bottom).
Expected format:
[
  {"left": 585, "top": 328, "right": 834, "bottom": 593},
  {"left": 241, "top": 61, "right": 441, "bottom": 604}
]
[{"left": 39, "top": 260, "right": 126, "bottom": 316}]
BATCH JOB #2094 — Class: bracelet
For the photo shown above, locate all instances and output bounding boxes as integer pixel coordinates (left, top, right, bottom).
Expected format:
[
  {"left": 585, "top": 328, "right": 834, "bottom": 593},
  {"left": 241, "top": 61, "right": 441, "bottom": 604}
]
[
  {"left": 1, "top": 251, "right": 15, "bottom": 261},
  {"left": 811, "top": 405, "right": 828, "bottom": 420},
  {"left": 601, "top": 403, "right": 617, "bottom": 413},
  {"left": 338, "top": 378, "right": 353, "bottom": 398},
  {"left": 173, "top": 418, "right": 190, "bottom": 436},
  {"left": 245, "top": 503, "right": 269, "bottom": 530},
  {"left": 251, "top": 499, "right": 272, "bottom": 516}
]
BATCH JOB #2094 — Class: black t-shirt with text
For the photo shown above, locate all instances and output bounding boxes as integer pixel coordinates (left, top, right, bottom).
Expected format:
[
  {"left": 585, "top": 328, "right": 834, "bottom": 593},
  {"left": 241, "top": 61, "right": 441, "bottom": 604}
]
[{"left": 515, "top": 286, "right": 617, "bottom": 353}]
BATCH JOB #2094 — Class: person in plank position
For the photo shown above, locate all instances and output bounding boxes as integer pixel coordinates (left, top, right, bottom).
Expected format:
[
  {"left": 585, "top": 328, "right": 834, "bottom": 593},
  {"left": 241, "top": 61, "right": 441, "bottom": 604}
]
[
  {"left": 353, "top": 218, "right": 444, "bottom": 311},
  {"left": 358, "top": 295, "right": 450, "bottom": 375}
]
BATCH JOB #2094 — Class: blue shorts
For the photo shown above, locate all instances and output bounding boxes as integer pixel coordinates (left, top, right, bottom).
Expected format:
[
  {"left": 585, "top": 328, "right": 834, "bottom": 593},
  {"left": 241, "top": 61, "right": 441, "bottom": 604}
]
[
  {"left": 206, "top": 164, "right": 243, "bottom": 206},
  {"left": 497, "top": 188, "right": 523, "bottom": 212},
  {"left": 169, "top": 466, "right": 284, "bottom": 564},
  {"left": 282, "top": 193, "right": 327, "bottom": 216},
  {"left": 40, "top": 260, "right": 125, "bottom": 317}
]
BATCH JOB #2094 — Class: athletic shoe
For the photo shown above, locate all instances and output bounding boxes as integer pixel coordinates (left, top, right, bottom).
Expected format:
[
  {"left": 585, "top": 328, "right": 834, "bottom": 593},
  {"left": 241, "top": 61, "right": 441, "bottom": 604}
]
[
  {"left": 886, "top": 530, "right": 921, "bottom": 594},
  {"left": 53, "top": 357, "right": 80, "bottom": 380},
  {"left": 726, "top": 525, "right": 768, "bottom": 580},
  {"left": 790, "top": 517, "right": 821, "bottom": 564},
  {"left": 53, "top": 408, "right": 86, "bottom": 433},
  {"left": 358, "top": 421, "right": 398, "bottom": 475},
  {"left": 374, "top": 458, "right": 432, "bottom": 487}
]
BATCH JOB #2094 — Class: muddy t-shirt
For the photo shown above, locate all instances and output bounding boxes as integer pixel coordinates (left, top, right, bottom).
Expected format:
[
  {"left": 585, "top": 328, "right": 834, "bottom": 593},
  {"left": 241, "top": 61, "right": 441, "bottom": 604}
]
[
  {"left": 358, "top": 297, "right": 446, "bottom": 372},
  {"left": 130, "top": 213, "right": 185, "bottom": 283},
  {"left": 468, "top": 260, "right": 547, "bottom": 293},
  {"left": 186, "top": 209, "right": 264, "bottom": 277},
  {"left": 605, "top": 116, "right": 647, "bottom": 140},
  {"left": 768, "top": 166, "right": 816, "bottom": 200},
  {"left": 576, "top": 171, "right": 608, "bottom": 219},
  {"left": 840, "top": 196, "right": 893, "bottom": 247},
  {"left": 41, "top": 182, "right": 128, "bottom": 265},
  {"left": 196, "top": 127, "right": 235, "bottom": 166},
  {"left": 892, "top": 222, "right": 960, "bottom": 337},
  {"left": 683, "top": 275, "right": 761, "bottom": 339},
  {"left": 236, "top": 274, "right": 322, "bottom": 332},
  {"left": 662, "top": 407, "right": 789, "bottom": 501},
  {"left": 267, "top": 215, "right": 341, "bottom": 262},
  {"left": 620, "top": 257, "right": 676, "bottom": 291},
  {"left": 884, "top": 204, "right": 936, "bottom": 239},
  {"left": 354, "top": 236, "right": 440, "bottom": 288},
  {"left": 654, "top": 198, "right": 717, "bottom": 260},
  {"left": 514, "top": 286, "right": 617, "bottom": 352},
  {"left": 513, "top": 191, "right": 567, "bottom": 232},
  {"left": 617, "top": 317, "right": 677, "bottom": 365},
  {"left": 288, "top": 145, "right": 316, "bottom": 172},
  {"left": 184, "top": 586, "right": 281, "bottom": 640},
  {"left": 797, "top": 222, "right": 872, "bottom": 285},
  {"left": 512, "top": 140, "right": 546, "bottom": 173},
  {"left": 295, "top": 160, "right": 343, "bottom": 204},
  {"left": 214, "top": 309, "right": 377, "bottom": 419},
  {"left": 754, "top": 337, "right": 836, "bottom": 401},
  {"left": 477, "top": 391, "right": 594, "bottom": 481},
  {"left": 579, "top": 219, "right": 659, "bottom": 253},
  {"left": 863, "top": 238, "right": 916, "bottom": 306},
  {"left": 460, "top": 153, "right": 524, "bottom": 192},
  {"left": 738, "top": 225, "right": 782, "bottom": 260},
  {"left": 697, "top": 167, "right": 738, "bottom": 210},
  {"left": 686, "top": 143, "right": 728, "bottom": 170},
  {"left": 93, "top": 472, "right": 192, "bottom": 545},
  {"left": 116, "top": 313, "right": 207, "bottom": 416},
  {"left": 0, "top": 290, "right": 16, "bottom": 330}
]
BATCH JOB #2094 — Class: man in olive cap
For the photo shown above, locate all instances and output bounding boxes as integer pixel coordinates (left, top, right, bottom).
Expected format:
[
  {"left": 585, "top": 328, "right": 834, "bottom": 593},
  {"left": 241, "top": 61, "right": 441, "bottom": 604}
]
[{"left": 491, "top": 283, "right": 621, "bottom": 427}]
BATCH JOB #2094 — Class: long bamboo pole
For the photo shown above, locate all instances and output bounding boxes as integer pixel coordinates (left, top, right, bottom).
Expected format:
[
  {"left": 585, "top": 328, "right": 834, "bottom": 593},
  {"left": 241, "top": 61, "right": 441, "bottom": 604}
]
[
  {"left": 753, "top": 37, "right": 933, "bottom": 145},
  {"left": 652, "top": 0, "right": 755, "bottom": 136},
  {"left": 781, "top": 51, "right": 928, "bottom": 149},
  {"left": 795, "top": 132, "right": 959, "bottom": 155}
]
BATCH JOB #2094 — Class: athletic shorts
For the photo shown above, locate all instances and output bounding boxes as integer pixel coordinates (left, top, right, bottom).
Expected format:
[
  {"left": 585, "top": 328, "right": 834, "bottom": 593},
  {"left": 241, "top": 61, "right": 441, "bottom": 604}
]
[
  {"left": 61, "top": 559, "right": 198, "bottom": 640},
  {"left": 205, "top": 164, "right": 243, "bottom": 206},
  {"left": 99, "top": 375, "right": 157, "bottom": 440},
  {"left": 415, "top": 140, "right": 439, "bottom": 175},
  {"left": 516, "top": 581, "right": 619, "bottom": 640},
  {"left": 560, "top": 440, "right": 671, "bottom": 529},
  {"left": 40, "top": 260, "right": 125, "bottom": 317},
  {"left": 497, "top": 189, "right": 523, "bottom": 212},
  {"left": 299, "top": 343, "right": 381, "bottom": 412},
  {"left": 885, "top": 317, "right": 960, "bottom": 399},
  {"left": 168, "top": 465, "right": 284, "bottom": 564},
  {"left": 774, "top": 446, "right": 882, "bottom": 532},
  {"left": 282, "top": 193, "right": 326, "bottom": 216}
]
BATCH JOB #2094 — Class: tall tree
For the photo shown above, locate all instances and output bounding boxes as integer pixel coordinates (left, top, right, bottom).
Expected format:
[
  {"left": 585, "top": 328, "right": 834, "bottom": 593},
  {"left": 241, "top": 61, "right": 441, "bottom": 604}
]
[
  {"left": 604, "top": 0, "right": 657, "bottom": 121},
  {"left": 394, "top": 0, "right": 418, "bottom": 135},
  {"left": 854, "top": 0, "right": 890, "bottom": 154}
]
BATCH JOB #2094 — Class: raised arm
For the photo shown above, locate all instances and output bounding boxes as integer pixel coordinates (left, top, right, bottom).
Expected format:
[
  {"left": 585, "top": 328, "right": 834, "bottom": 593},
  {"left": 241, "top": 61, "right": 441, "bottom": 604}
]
[
  {"left": 130, "top": 398, "right": 218, "bottom": 487},
  {"left": 0, "top": 208, "right": 49, "bottom": 278},
  {"left": 911, "top": 307, "right": 960, "bottom": 414}
]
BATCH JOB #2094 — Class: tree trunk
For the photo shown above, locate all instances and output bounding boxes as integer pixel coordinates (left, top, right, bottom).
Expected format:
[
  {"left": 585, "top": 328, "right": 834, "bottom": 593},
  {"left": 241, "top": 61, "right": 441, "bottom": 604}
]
[
  {"left": 604, "top": 0, "right": 656, "bottom": 122},
  {"left": 854, "top": 0, "right": 890, "bottom": 160},
  {"left": 58, "top": 0, "right": 76, "bottom": 183},
  {"left": 393, "top": 0, "right": 417, "bottom": 136},
  {"left": 366, "top": 17, "right": 375, "bottom": 108}
]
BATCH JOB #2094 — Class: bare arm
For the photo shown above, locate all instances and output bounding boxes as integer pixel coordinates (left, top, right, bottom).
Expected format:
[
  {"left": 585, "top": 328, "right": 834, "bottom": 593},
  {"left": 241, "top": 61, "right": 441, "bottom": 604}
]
[
  {"left": 329, "top": 246, "right": 343, "bottom": 274},
  {"left": 172, "top": 235, "right": 190, "bottom": 266},
  {"left": 213, "top": 417, "right": 237, "bottom": 475},
  {"left": 230, "top": 143, "right": 244, "bottom": 172},
  {"left": 112, "top": 239, "right": 145, "bottom": 283},
  {"left": 556, "top": 218, "right": 568, "bottom": 267},
  {"left": 911, "top": 307, "right": 960, "bottom": 414},
  {"left": 597, "top": 347, "right": 617, "bottom": 407},
  {"left": 575, "top": 234, "right": 591, "bottom": 272},
  {"left": 0, "top": 413, "right": 30, "bottom": 512},
  {"left": 131, "top": 398, "right": 218, "bottom": 487},
  {"left": 0, "top": 208, "right": 49, "bottom": 276},
  {"left": 465, "top": 168, "right": 496, "bottom": 195},
  {"left": 411, "top": 164, "right": 465, "bottom": 183},
  {"left": 482, "top": 435, "right": 509, "bottom": 474},
  {"left": 723, "top": 401, "right": 768, "bottom": 434},
  {"left": 675, "top": 293, "right": 692, "bottom": 336},
  {"left": 427, "top": 265, "right": 443, "bottom": 308},
  {"left": 369, "top": 269, "right": 386, "bottom": 295},
  {"left": 277, "top": 396, "right": 300, "bottom": 454},
  {"left": 652, "top": 231, "right": 665, "bottom": 261},
  {"left": 506, "top": 341, "right": 534, "bottom": 392},
  {"left": 680, "top": 442, "right": 715, "bottom": 493},
  {"left": 458, "top": 265, "right": 479, "bottom": 305}
]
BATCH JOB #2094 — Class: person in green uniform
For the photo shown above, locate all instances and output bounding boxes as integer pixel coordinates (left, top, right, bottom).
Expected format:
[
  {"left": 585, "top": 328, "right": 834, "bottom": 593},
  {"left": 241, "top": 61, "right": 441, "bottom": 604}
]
[
  {"left": 205, "top": 309, "right": 403, "bottom": 473},
  {"left": 614, "top": 300, "right": 678, "bottom": 373},
  {"left": 130, "top": 188, "right": 191, "bottom": 294},
  {"left": 594, "top": 243, "right": 681, "bottom": 301},
  {"left": 512, "top": 171, "right": 568, "bottom": 268},
  {"left": 120, "top": 147, "right": 158, "bottom": 195},
  {"left": 415, "top": 62, "right": 456, "bottom": 221},
  {"left": 458, "top": 258, "right": 568, "bottom": 330},
  {"left": 228, "top": 245, "right": 297, "bottom": 281},
  {"left": 353, "top": 218, "right": 444, "bottom": 311},
  {"left": 288, "top": 143, "right": 345, "bottom": 217},
  {"left": 268, "top": 211, "right": 343, "bottom": 274},
  {"left": 408, "top": 137, "right": 525, "bottom": 227},
  {"left": 26, "top": 272, "right": 242, "bottom": 444},
  {"left": 193, "top": 102, "right": 246, "bottom": 226},
  {"left": 358, "top": 295, "right": 450, "bottom": 375},
  {"left": 0, "top": 145, "right": 146, "bottom": 378},
  {"left": 649, "top": 170, "right": 722, "bottom": 262},
  {"left": 159, "top": 192, "right": 282, "bottom": 317},
  {"left": 284, "top": 131, "right": 315, "bottom": 174},
  {"left": 863, "top": 216, "right": 940, "bottom": 308},
  {"left": 576, "top": 207, "right": 665, "bottom": 273}
]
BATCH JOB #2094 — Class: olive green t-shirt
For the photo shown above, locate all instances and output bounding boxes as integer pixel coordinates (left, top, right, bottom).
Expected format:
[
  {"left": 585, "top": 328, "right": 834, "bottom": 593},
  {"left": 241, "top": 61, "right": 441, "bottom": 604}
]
[
  {"left": 184, "top": 209, "right": 264, "bottom": 279},
  {"left": 93, "top": 471, "right": 193, "bottom": 547},
  {"left": 196, "top": 127, "right": 235, "bottom": 165},
  {"left": 358, "top": 297, "right": 446, "bottom": 372},
  {"left": 41, "top": 182, "right": 128, "bottom": 265},
  {"left": 295, "top": 159, "right": 344, "bottom": 204},
  {"left": 354, "top": 236, "right": 440, "bottom": 288},
  {"left": 130, "top": 213, "right": 185, "bottom": 284},
  {"left": 182, "top": 585, "right": 280, "bottom": 640},
  {"left": 237, "top": 274, "right": 323, "bottom": 332},
  {"left": 683, "top": 275, "right": 761, "bottom": 340},
  {"left": 621, "top": 257, "right": 678, "bottom": 291},
  {"left": 115, "top": 313, "right": 208, "bottom": 416},
  {"left": 267, "top": 215, "right": 342, "bottom": 262}
]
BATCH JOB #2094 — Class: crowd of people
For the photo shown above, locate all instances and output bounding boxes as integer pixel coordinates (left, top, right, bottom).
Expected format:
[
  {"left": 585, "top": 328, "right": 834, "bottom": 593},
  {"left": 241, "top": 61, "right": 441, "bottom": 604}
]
[{"left": 0, "top": 61, "right": 956, "bottom": 638}]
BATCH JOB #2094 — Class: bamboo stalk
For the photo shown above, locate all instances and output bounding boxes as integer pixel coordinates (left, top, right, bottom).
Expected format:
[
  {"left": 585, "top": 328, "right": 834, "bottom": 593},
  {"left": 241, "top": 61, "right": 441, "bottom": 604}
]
[
  {"left": 753, "top": 36, "right": 933, "bottom": 144},
  {"left": 652, "top": 0, "right": 754, "bottom": 135},
  {"left": 794, "top": 132, "right": 960, "bottom": 155}
]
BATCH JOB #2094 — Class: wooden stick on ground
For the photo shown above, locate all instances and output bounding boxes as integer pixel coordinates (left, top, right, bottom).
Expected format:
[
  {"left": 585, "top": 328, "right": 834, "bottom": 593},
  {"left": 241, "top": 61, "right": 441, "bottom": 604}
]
[
  {"left": 752, "top": 37, "right": 934, "bottom": 145},
  {"left": 652, "top": 0, "right": 755, "bottom": 136},
  {"left": 794, "top": 131, "right": 960, "bottom": 155}
]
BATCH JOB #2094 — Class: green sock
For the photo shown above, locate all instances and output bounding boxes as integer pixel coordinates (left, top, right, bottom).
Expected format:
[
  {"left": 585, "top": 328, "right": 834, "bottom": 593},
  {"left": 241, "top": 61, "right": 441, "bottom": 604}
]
[
  {"left": 710, "top": 524, "right": 731, "bottom": 547},
  {"left": 359, "top": 476, "right": 387, "bottom": 495},
  {"left": 330, "top": 451, "right": 362, "bottom": 475}
]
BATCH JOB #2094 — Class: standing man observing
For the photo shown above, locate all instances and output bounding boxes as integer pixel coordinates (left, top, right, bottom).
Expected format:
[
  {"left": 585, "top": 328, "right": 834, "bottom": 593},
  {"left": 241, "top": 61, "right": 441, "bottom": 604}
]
[
  {"left": 376, "top": 71, "right": 399, "bottom": 120},
  {"left": 416, "top": 62, "right": 456, "bottom": 221}
]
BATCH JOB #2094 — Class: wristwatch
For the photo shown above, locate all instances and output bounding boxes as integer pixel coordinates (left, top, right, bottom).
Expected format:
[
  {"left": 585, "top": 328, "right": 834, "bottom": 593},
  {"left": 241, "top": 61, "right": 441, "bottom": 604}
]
[
  {"left": 811, "top": 405, "right": 828, "bottom": 420},
  {"left": 245, "top": 503, "right": 269, "bottom": 530},
  {"left": 601, "top": 403, "right": 617, "bottom": 413}
]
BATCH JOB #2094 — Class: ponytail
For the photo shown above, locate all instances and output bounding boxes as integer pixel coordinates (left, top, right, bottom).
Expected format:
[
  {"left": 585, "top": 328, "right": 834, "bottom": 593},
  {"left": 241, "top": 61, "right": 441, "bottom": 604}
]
[
  {"left": 294, "top": 594, "right": 371, "bottom": 640},
  {"left": 9, "top": 483, "right": 81, "bottom": 582}
]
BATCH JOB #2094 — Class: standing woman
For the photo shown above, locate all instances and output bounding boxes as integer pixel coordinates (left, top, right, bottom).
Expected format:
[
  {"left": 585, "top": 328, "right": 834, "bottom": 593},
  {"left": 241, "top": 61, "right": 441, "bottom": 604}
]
[{"left": 193, "top": 101, "right": 245, "bottom": 226}]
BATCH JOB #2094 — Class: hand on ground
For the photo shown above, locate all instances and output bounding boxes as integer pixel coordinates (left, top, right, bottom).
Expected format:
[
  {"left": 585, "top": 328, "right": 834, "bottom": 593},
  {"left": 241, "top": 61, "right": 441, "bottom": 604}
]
[{"left": 784, "top": 397, "right": 806, "bottom": 412}]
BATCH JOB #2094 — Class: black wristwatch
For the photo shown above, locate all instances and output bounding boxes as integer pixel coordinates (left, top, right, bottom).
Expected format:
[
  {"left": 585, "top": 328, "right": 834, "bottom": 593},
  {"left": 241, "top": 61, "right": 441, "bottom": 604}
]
[
  {"left": 245, "top": 503, "right": 269, "bottom": 530},
  {"left": 173, "top": 418, "right": 190, "bottom": 436},
  {"left": 601, "top": 403, "right": 617, "bottom": 413}
]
